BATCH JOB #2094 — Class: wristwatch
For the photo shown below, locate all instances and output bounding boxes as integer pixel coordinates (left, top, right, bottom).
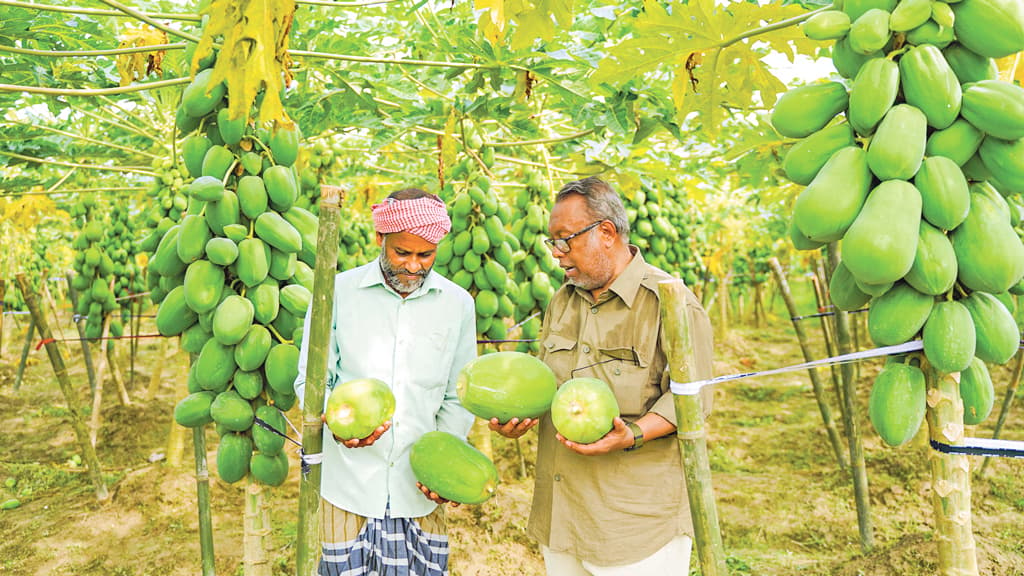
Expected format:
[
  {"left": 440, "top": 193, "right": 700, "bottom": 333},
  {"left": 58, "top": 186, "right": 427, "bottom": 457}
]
[{"left": 624, "top": 421, "right": 644, "bottom": 451}]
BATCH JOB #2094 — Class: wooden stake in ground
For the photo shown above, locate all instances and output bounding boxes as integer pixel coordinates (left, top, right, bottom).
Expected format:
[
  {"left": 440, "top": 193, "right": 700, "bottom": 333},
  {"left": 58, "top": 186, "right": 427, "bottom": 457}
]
[
  {"left": 925, "top": 366, "right": 979, "bottom": 575},
  {"left": 657, "top": 280, "right": 727, "bottom": 576},
  {"left": 88, "top": 314, "right": 113, "bottom": 447},
  {"left": 767, "top": 257, "right": 848, "bottom": 471},
  {"left": 825, "top": 245, "right": 873, "bottom": 552},
  {"left": 297, "top": 185, "right": 343, "bottom": 575},
  {"left": 13, "top": 318, "right": 35, "bottom": 392},
  {"left": 15, "top": 273, "right": 108, "bottom": 501},
  {"left": 66, "top": 272, "right": 99, "bottom": 394},
  {"left": 192, "top": 425, "right": 216, "bottom": 576}
]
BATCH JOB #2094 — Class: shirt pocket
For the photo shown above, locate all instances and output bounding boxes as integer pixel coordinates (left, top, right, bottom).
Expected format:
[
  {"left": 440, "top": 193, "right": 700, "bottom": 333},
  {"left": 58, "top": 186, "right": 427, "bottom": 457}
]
[
  {"left": 541, "top": 333, "right": 577, "bottom": 381},
  {"left": 597, "top": 346, "right": 651, "bottom": 417},
  {"left": 409, "top": 327, "right": 453, "bottom": 389}
]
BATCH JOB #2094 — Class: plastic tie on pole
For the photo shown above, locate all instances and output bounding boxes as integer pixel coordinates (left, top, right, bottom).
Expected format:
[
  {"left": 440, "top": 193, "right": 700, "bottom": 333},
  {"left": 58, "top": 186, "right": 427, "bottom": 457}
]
[
  {"left": 929, "top": 438, "right": 1024, "bottom": 459},
  {"left": 670, "top": 340, "right": 924, "bottom": 396}
]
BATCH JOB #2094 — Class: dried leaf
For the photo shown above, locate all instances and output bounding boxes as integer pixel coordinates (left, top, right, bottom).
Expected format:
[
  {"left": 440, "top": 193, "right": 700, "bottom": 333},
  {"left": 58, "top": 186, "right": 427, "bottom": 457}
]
[{"left": 115, "top": 26, "right": 168, "bottom": 87}]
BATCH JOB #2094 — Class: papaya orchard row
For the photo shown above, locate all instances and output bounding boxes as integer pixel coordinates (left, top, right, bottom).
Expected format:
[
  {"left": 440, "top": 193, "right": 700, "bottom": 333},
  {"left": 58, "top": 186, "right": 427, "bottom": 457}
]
[{"left": 779, "top": 0, "right": 1024, "bottom": 444}]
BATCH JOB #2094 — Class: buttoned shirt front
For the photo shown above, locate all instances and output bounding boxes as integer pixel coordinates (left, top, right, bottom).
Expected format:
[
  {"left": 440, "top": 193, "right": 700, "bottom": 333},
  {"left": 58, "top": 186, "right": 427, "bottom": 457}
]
[
  {"left": 527, "top": 248, "right": 714, "bottom": 566},
  {"left": 294, "top": 258, "right": 477, "bottom": 519}
]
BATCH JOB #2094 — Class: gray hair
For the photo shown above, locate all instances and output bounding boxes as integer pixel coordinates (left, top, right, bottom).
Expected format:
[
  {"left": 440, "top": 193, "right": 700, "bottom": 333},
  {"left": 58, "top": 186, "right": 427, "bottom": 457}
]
[{"left": 554, "top": 177, "right": 630, "bottom": 239}]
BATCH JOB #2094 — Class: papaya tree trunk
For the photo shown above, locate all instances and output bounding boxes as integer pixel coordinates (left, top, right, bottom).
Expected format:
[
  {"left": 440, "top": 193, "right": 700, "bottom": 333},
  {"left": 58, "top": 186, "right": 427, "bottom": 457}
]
[
  {"left": 658, "top": 280, "right": 727, "bottom": 576},
  {"left": 16, "top": 273, "right": 108, "bottom": 501},
  {"left": 768, "top": 258, "right": 848, "bottom": 471},
  {"left": 826, "top": 246, "right": 873, "bottom": 552},
  {"left": 925, "top": 366, "right": 979, "bottom": 575},
  {"left": 244, "top": 478, "right": 273, "bottom": 576},
  {"left": 297, "top": 185, "right": 343, "bottom": 576}
]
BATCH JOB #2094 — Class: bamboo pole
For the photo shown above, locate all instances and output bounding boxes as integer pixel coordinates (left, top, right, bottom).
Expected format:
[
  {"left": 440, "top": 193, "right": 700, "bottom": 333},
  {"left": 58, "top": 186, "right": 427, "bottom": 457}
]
[
  {"left": 925, "top": 366, "right": 979, "bottom": 575},
  {"left": 658, "top": 280, "right": 727, "bottom": 576},
  {"left": 147, "top": 337, "right": 169, "bottom": 399},
  {"left": 977, "top": 349, "right": 1024, "bottom": 477},
  {"left": 0, "top": 278, "right": 5, "bottom": 359},
  {"left": 245, "top": 479, "right": 273, "bottom": 576},
  {"left": 106, "top": 343, "right": 131, "bottom": 406},
  {"left": 825, "top": 247, "right": 873, "bottom": 552},
  {"left": 767, "top": 257, "right": 848, "bottom": 470},
  {"left": 41, "top": 273, "right": 71, "bottom": 360},
  {"left": 88, "top": 314, "right": 113, "bottom": 447},
  {"left": 192, "top": 425, "right": 216, "bottom": 576},
  {"left": 13, "top": 318, "right": 35, "bottom": 392},
  {"left": 15, "top": 273, "right": 108, "bottom": 500},
  {"left": 297, "top": 185, "right": 343, "bottom": 576},
  {"left": 166, "top": 352, "right": 191, "bottom": 469},
  {"left": 66, "top": 274, "right": 99, "bottom": 394}
]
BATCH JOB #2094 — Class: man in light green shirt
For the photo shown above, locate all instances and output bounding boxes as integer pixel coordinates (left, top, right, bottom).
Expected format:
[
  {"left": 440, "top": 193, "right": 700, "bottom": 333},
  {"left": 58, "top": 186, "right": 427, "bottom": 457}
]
[{"left": 294, "top": 188, "right": 477, "bottom": 576}]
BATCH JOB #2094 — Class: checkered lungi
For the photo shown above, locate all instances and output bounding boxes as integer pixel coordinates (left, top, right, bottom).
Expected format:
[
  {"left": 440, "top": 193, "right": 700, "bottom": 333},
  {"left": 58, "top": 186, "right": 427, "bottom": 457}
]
[{"left": 319, "top": 498, "right": 449, "bottom": 576}]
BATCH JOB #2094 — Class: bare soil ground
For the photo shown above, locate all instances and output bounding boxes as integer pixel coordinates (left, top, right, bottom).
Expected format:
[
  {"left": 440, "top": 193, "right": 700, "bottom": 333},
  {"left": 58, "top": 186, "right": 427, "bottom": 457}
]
[{"left": 1, "top": 300, "right": 1023, "bottom": 576}]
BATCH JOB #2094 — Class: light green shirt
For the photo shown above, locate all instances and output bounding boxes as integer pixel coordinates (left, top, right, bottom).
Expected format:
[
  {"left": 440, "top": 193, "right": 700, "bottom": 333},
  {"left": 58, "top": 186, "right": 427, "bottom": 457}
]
[{"left": 294, "top": 258, "right": 477, "bottom": 519}]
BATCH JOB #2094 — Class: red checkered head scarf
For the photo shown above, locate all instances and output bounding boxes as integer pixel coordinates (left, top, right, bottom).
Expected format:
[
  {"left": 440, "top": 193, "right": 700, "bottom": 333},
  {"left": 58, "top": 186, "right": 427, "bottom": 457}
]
[{"left": 371, "top": 195, "right": 452, "bottom": 244}]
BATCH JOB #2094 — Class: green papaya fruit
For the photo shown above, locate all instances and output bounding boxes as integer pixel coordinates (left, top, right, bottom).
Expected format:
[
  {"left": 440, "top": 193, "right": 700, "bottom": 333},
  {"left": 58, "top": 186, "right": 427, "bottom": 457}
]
[
  {"left": 889, "top": 0, "right": 932, "bottom": 31},
  {"left": 899, "top": 44, "right": 962, "bottom": 130},
  {"left": 904, "top": 221, "right": 958, "bottom": 296},
  {"left": 216, "top": 432, "right": 252, "bottom": 483},
  {"left": 924, "top": 119, "right": 985, "bottom": 167},
  {"left": 793, "top": 147, "right": 872, "bottom": 243},
  {"left": 803, "top": 10, "right": 852, "bottom": 39},
  {"left": 182, "top": 68, "right": 226, "bottom": 118},
  {"left": 842, "top": 180, "right": 922, "bottom": 285},
  {"left": 844, "top": 0, "right": 897, "bottom": 21},
  {"left": 961, "top": 80, "right": 1024, "bottom": 141},
  {"left": 848, "top": 57, "right": 900, "bottom": 135},
  {"left": 183, "top": 259, "right": 225, "bottom": 314},
  {"left": 951, "top": 0, "right": 1024, "bottom": 59},
  {"left": 922, "top": 300, "right": 976, "bottom": 374},
  {"left": 771, "top": 82, "right": 849, "bottom": 138},
  {"left": 830, "top": 260, "right": 872, "bottom": 311},
  {"left": 783, "top": 124, "right": 857, "bottom": 185},
  {"left": 962, "top": 291, "right": 1020, "bottom": 365},
  {"left": 832, "top": 36, "right": 879, "bottom": 79},
  {"left": 959, "top": 357, "right": 995, "bottom": 425},
  {"left": 950, "top": 183, "right": 1024, "bottom": 294},
  {"left": 866, "top": 104, "right": 928, "bottom": 180},
  {"left": 942, "top": 44, "right": 999, "bottom": 84},
  {"left": 869, "top": 362, "right": 926, "bottom": 447},
  {"left": 849, "top": 9, "right": 892, "bottom": 55},
  {"left": 914, "top": 156, "right": 970, "bottom": 231},
  {"left": 978, "top": 137, "right": 1024, "bottom": 194},
  {"left": 868, "top": 282, "right": 934, "bottom": 346},
  {"left": 905, "top": 19, "right": 955, "bottom": 48}
]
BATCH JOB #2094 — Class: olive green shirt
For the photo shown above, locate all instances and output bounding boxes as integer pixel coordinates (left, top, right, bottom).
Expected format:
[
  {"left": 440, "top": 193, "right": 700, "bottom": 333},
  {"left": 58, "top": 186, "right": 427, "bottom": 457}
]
[{"left": 527, "top": 248, "right": 714, "bottom": 567}]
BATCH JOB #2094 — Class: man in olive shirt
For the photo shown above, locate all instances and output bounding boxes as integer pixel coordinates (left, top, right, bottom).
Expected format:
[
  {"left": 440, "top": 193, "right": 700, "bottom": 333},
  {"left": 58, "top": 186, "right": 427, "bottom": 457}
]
[{"left": 491, "top": 177, "right": 714, "bottom": 574}]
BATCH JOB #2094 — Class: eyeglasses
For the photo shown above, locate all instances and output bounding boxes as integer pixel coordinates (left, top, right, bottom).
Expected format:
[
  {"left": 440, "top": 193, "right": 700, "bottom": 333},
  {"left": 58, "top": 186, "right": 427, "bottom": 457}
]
[{"left": 544, "top": 220, "right": 604, "bottom": 253}]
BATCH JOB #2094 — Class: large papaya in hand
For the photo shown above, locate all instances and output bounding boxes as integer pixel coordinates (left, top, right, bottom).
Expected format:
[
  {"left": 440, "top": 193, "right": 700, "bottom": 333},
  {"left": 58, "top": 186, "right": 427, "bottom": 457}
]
[
  {"left": 869, "top": 362, "right": 926, "bottom": 447},
  {"left": 842, "top": 180, "right": 922, "bottom": 285},
  {"left": 950, "top": 183, "right": 1024, "bottom": 294},
  {"left": 792, "top": 147, "right": 872, "bottom": 242}
]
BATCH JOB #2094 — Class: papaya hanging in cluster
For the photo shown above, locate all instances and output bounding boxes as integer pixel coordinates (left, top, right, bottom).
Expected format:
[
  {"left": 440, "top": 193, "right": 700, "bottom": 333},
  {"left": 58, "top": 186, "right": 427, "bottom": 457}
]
[
  {"left": 158, "top": 52, "right": 314, "bottom": 487},
  {"left": 69, "top": 196, "right": 119, "bottom": 340},
  {"left": 778, "top": 0, "right": 1024, "bottom": 443}
]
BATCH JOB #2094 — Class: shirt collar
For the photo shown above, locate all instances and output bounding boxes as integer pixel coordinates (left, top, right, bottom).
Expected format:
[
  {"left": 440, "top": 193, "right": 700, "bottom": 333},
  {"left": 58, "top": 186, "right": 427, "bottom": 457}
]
[
  {"left": 359, "top": 257, "right": 442, "bottom": 298},
  {"left": 572, "top": 245, "right": 647, "bottom": 308}
]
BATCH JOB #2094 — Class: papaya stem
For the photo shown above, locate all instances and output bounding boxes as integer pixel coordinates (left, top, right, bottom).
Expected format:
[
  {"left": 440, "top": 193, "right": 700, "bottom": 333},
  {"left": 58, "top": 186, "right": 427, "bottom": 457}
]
[
  {"left": 2, "top": 120, "right": 158, "bottom": 158},
  {"left": 886, "top": 46, "right": 911, "bottom": 61},
  {"left": 95, "top": 0, "right": 202, "bottom": 44},
  {"left": 222, "top": 159, "right": 239, "bottom": 185},
  {"left": 0, "top": 150, "right": 158, "bottom": 176},
  {"left": 0, "top": 0, "right": 200, "bottom": 21},
  {"left": 0, "top": 77, "right": 190, "bottom": 97},
  {"left": 0, "top": 42, "right": 187, "bottom": 58},
  {"left": 266, "top": 322, "right": 291, "bottom": 344},
  {"left": 713, "top": 5, "right": 833, "bottom": 48}
]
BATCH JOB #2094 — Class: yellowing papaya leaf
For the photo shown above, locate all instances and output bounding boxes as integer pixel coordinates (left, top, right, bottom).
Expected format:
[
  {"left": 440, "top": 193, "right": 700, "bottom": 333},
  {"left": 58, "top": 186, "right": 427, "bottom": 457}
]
[
  {"left": 996, "top": 53, "right": 1021, "bottom": 83},
  {"left": 115, "top": 25, "right": 167, "bottom": 87},
  {"left": 442, "top": 109, "right": 459, "bottom": 169},
  {"left": 507, "top": 0, "right": 573, "bottom": 50},
  {"left": 475, "top": 0, "right": 506, "bottom": 44},
  {"left": 195, "top": 0, "right": 296, "bottom": 124}
]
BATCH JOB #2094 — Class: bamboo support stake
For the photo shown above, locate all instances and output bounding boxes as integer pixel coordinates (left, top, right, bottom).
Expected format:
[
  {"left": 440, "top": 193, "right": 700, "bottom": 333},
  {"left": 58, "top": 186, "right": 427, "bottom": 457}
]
[
  {"left": 0, "top": 278, "right": 5, "bottom": 359},
  {"left": 166, "top": 352, "right": 191, "bottom": 469},
  {"left": 978, "top": 349, "right": 1024, "bottom": 477},
  {"left": 88, "top": 315, "right": 113, "bottom": 447},
  {"left": 66, "top": 273, "right": 99, "bottom": 394},
  {"left": 297, "top": 185, "right": 343, "bottom": 576},
  {"left": 106, "top": 343, "right": 131, "bottom": 406},
  {"left": 826, "top": 246, "right": 873, "bottom": 552},
  {"left": 245, "top": 479, "right": 273, "bottom": 576},
  {"left": 147, "top": 337, "right": 170, "bottom": 399},
  {"left": 13, "top": 318, "right": 35, "bottom": 392},
  {"left": 768, "top": 258, "right": 848, "bottom": 471},
  {"left": 16, "top": 273, "right": 108, "bottom": 500},
  {"left": 925, "top": 366, "right": 979, "bottom": 575},
  {"left": 192, "top": 425, "right": 216, "bottom": 576},
  {"left": 41, "top": 274, "right": 72, "bottom": 360},
  {"left": 658, "top": 280, "right": 727, "bottom": 576}
]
